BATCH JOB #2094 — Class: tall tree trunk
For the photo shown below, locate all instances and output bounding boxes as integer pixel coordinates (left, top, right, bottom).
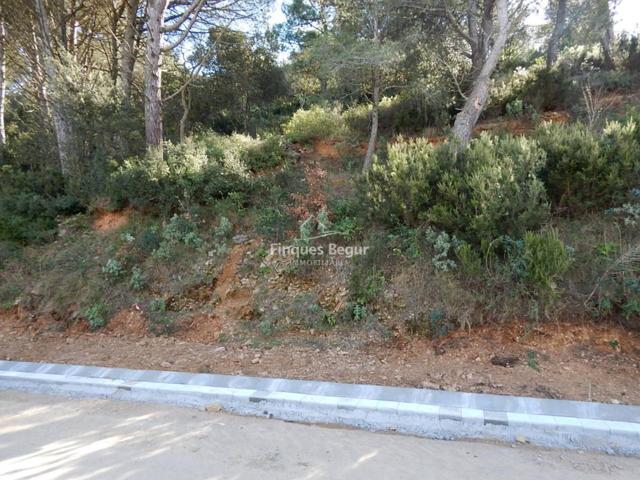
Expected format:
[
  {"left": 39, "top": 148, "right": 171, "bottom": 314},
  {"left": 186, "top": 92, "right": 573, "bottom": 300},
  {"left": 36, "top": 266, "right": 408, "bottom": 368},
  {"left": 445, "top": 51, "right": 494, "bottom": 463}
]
[
  {"left": 546, "top": 0, "right": 568, "bottom": 69},
  {"left": 362, "top": 73, "right": 380, "bottom": 173},
  {"left": 600, "top": 0, "right": 615, "bottom": 70},
  {"left": 452, "top": 0, "right": 508, "bottom": 148},
  {"left": 0, "top": 12, "right": 6, "bottom": 150},
  {"left": 363, "top": 11, "right": 381, "bottom": 173},
  {"left": 144, "top": 0, "right": 167, "bottom": 150},
  {"left": 34, "top": 0, "right": 73, "bottom": 175},
  {"left": 120, "top": 0, "right": 139, "bottom": 101}
]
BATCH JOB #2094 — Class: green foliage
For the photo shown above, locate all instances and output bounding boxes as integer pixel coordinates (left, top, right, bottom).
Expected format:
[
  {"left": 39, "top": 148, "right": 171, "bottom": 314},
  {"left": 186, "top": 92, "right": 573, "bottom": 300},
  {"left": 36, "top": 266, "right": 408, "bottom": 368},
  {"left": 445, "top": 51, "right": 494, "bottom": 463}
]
[
  {"left": 283, "top": 106, "right": 349, "bottom": 143},
  {"left": 522, "top": 229, "right": 573, "bottom": 294},
  {"left": 367, "top": 134, "right": 549, "bottom": 248},
  {"left": 349, "top": 249, "right": 386, "bottom": 309},
  {"left": 107, "top": 138, "right": 250, "bottom": 213},
  {"left": 147, "top": 298, "right": 177, "bottom": 335},
  {"left": 424, "top": 228, "right": 460, "bottom": 272},
  {"left": 102, "top": 258, "right": 125, "bottom": 280},
  {"left": 155, "top": 214, "right": 204, "bottom": 258},
  {"left": 0, "top": 166, "right": 85, "bottom": 244},
  {"left": 406, "top": 308, "right": 452, "bottom": 338},
  {"left": 505, "top": 99, "right": 524, "bottom": 117},
  {"left": 129, "top": 266, "right": 146, "bottom": 291},
  {"left": 85, "top": 302, "right": 109, "bottom": 331},
  {"left": 255, "top": 206, "right": 292, "bottom": 241},
  {"left": 536, "top": 117, "right": 640, "bottom": 213},
  {"left": 214, "top": 216, "right": 233, "bottom": 239}
]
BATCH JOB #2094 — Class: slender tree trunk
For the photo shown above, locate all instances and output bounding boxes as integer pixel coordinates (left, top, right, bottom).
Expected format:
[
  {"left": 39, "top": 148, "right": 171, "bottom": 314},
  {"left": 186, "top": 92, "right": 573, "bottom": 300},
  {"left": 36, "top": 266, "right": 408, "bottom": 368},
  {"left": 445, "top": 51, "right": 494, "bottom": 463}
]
[
  {"left": 363, "top": 73, "right": 380, "bottom": 173},
  {"left": 363, "top": 12, "right": 381, "bottom": 173},
  {"left": 547, "top": 0, "right": 568, "bottom": 69},
  {"left": 600, "top": 0, "right": 615, "bottom": 70},
  {"left": 34, "top": 0, "right": 74, "bottom": 175},
  {"left": 144, "top": 0, "right": 167, "bottom": 150},
  {"left": 179, "top": 86, "right": 190, "bottom": 142},
  {"left": 0, "top": 13, "right": 6, "bottom": 150},
  {"left": 452, "top": 0, "right": 508, "bottom": 148},
  {"left": 120, "top": 0, "right": 139, "bottom": 100}
]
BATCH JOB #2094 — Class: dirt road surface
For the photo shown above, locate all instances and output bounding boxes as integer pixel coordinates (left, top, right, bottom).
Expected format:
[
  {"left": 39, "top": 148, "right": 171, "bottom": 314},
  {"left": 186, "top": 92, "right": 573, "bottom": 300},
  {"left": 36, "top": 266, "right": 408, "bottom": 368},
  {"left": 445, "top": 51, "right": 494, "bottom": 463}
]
[{"left": 0, "top": 391, "right": 638, "bottom": 480}]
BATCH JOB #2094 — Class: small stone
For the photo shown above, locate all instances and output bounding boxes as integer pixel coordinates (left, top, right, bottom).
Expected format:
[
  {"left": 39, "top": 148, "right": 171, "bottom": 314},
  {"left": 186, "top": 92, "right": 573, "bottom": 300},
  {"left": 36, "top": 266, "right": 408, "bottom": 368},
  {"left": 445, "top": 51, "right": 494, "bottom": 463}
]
[
  {"left": 213, "top": 346, "right": 226, "bottom": 353},
  {"left": 251, "top": 358, "right": 260, "bottom": 364},
  {"left": 160, "top": 361, "right": 172, "bottom": 368},
  {"left": 233, "top": 234, "right": 249, "bottom": 245},
  {"left": 516, "top": 436, "right": 528, "bottom": 444},
  {"left": 205, "top": 403, "right": 222, "bottom": 413},
  {"left": 610, "top": 399, "right": 621, "bottom": 404}
]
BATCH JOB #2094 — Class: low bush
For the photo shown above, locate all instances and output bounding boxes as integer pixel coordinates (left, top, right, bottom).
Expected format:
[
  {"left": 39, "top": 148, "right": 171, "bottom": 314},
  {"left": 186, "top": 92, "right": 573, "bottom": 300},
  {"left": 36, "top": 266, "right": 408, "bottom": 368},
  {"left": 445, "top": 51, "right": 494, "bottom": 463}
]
[
  {"left": 0, "top": 166, "right": 85, "bottom": 244},
  {"left": 367, "top": 134, "right": 549, "bottom": 248},
  {"left": 283, "top": 106, "right": 349, "bottom": 144},
  {"left": 107, "top": 138, "right": 250, "bottom": 213},
  {"left": 535, "top": 116, "right": 640, "bottom": 213},
  {"left": 521, "top": 229, "right": 573, "bottom": 295}
]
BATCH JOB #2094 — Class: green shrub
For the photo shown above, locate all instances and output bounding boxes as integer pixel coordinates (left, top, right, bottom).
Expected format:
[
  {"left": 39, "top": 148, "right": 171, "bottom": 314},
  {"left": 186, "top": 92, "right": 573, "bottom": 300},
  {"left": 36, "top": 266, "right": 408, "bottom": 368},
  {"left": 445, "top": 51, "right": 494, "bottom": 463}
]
[
  {"left": 406, "top": 308, "right": 453, "bottom": 338},
  {"left": 522, "top": 229, "right": 573, "bottom": 294},
  {"left": 85, "top": 302, "right": 109, "bottom": 330},
  {"left": 154, "top": 214, "right": 204, "bottom": 258},
  {"left": 535, "top": 119, "right": 640, "bottom": 212},
  {"left": 283, "top": 106, "right": 349, "bottom": 143},
  {"left": 102, "top": 258, "right": 124, "bottom": 280},
  {"left": 367, "top": 134, "right": 549, "bottom": 248},
  {"left": 129, "top": 266, "right": 146, "bottom": 291},
  {"left": 107, "top": 138, "right": 250, "bottom": 213},
  {"left": 0, "top": 166, "right": 85, "bottom": 244}
]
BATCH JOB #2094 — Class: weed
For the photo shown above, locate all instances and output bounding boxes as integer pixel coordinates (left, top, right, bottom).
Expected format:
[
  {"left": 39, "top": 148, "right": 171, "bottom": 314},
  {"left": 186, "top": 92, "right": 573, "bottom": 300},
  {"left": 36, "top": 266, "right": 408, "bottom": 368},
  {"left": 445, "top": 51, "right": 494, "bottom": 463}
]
[{"left": 85, "top": 302, "right": 108, "bottom": 330}]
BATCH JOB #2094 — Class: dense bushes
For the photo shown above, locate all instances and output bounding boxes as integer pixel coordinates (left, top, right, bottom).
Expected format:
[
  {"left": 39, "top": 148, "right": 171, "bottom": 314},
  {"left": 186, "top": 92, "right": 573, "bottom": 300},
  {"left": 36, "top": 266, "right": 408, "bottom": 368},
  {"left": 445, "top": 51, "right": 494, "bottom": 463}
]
[
  {"left": 367, "top": 134, "right": 549, "bottom": 247},
  {"left": 0, "top": 166, "right": 85, "bottom": 244},
  {"left": 108, "top": 132, "right": 287, "bottom": 213},
  {"left": 368, "top": 113, "right": 640, "bottom": 248},
  {"left": 283, "top": 106, "right": 349, "bottom": 143},
  {"left": 535, "top": 116, "right": 640, "bottom": 212}
]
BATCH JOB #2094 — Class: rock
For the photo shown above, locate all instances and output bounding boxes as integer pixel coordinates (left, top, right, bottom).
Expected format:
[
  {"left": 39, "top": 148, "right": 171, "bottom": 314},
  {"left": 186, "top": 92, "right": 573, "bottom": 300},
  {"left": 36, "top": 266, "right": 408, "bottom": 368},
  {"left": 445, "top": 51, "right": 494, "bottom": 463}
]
[
  {"left": 516, "top": 436, "right": 528, "bottom": 445},
  {"left": 160, "top": 361, "right": 172, "bottom": 368},
  {"left": 610, "top": 399, "right": 621, "bottom": 404},
  {"left": 251, "top": 358, "right": 260, "bottom": 364},
  {"left": 205, "top": 403, "right": 222, "bottom": 413},
  {"left": 213, "top": 346, "right": 226, "bottom": 353},
  {"left": 434, "top": 346, "right": 446, "bottom": 356},
  {"left": 233, "top": 234, "right": 249, "bottom": 245},
  {"left": 490, "top": 354, "right": 520, "bottom": 368}
]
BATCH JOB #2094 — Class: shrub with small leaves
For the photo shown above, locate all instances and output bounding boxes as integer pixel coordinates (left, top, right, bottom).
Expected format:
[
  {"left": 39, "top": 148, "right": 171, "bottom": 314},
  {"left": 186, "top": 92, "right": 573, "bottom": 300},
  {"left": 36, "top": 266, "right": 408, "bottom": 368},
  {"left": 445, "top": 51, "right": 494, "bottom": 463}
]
[
  {"left": 522, "top": 229, "right": 573, "bottom": 295},
  {"left": 215, "top": 216, "right": 233, "bottom": 239},
  {"left": 284, "top": 106, "right": 349, "bottom": 144},
  {"left": 129, "top": 266, "right": 146, "bottom": 291},
  {"left": 85, "top": 302, "right": 108, "bottom": 330},
  {"left": 102, "top": 258, "right": 124, "bottom": 280},
  {"left": 425, "top": 228, "right": 460, "bottom": 272}
]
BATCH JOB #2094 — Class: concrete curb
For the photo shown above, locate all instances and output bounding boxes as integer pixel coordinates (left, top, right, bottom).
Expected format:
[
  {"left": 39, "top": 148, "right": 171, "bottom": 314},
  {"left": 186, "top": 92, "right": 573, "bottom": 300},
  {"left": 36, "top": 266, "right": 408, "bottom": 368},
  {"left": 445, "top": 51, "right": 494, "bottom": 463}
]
[{"left": 1, "top": 360, "right": 639, "bottom": 455}]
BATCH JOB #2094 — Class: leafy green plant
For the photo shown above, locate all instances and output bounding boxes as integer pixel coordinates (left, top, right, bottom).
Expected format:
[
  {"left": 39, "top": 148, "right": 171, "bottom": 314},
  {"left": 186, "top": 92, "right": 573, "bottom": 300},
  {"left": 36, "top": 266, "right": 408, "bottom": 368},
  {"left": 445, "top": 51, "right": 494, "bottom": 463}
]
[
  {"left": 102, "top": 258, "right": 124, "bottom": 280},
  {"left": 424, "top": 228, "right": 460, "bottom": 272},
  {"left": 367, "top": 134, "right": 549, "bottom": 248},
  {"left": 129, "top": 266, "right": 146, "bottom": 291},
  {"left": 506, "top": 99, "right": 524, "bottom": 117},
  {"left": 522, "top": 229, "right": 573, "bottom": 294},
  {"left": 85, "top": 302, "right": 108, "bottom": 331},
  {"left": 406, "top": 308, "right": 452, "bottom": 338},
  {"left": 283, "top": 106, "right": 349, "bottom": 144},
  {"left": 147, "top": 298, "right": 177, "bottom": 335},
  {"left": 215, "top": 216, "right": 233, "bottom": 239}
]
